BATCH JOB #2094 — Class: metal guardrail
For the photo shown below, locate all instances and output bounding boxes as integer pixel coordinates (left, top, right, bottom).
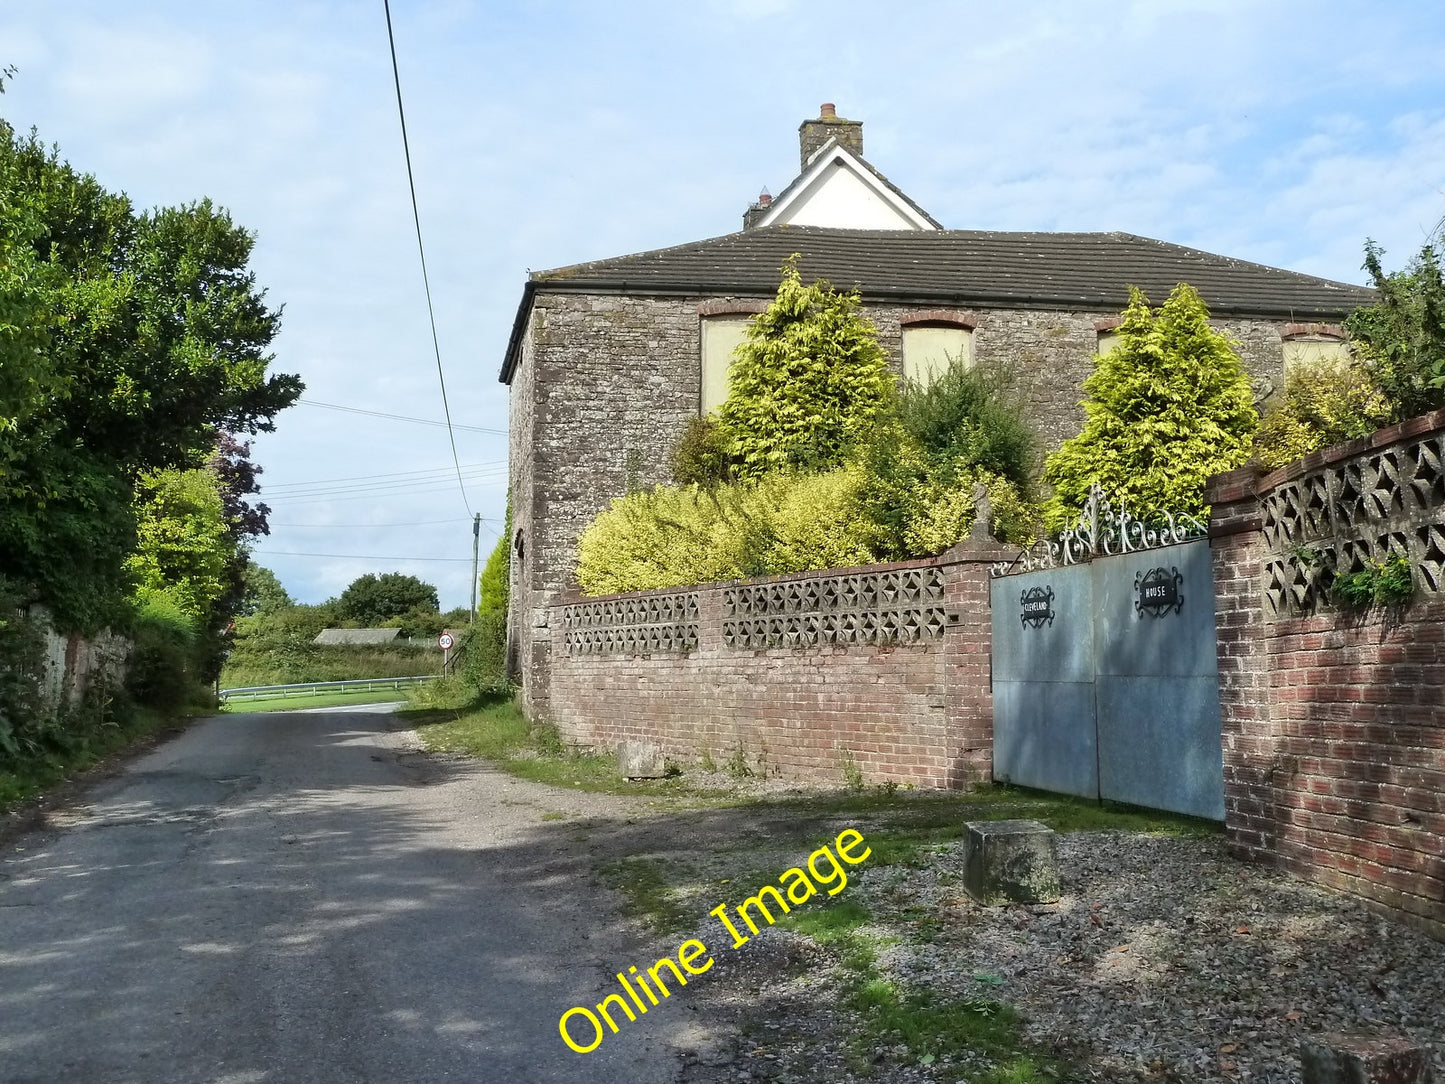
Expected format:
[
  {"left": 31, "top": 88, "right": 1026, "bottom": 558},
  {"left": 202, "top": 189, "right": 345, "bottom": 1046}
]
[{"left": 219, "top": 675, "right": 441, "bottom": 703}]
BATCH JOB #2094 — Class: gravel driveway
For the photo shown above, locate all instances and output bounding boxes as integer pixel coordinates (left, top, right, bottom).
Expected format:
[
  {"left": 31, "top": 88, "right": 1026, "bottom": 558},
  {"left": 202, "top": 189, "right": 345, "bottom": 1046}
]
[{"left": 519, "top": 770, "right": 1445, "bottom": 1084}]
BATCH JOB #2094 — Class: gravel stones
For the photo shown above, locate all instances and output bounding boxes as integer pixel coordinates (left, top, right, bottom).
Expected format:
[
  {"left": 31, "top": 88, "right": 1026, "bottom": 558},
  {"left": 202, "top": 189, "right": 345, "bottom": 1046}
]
[{"left": 873, "top": 831, "right": 1445, "bottom": 1083}]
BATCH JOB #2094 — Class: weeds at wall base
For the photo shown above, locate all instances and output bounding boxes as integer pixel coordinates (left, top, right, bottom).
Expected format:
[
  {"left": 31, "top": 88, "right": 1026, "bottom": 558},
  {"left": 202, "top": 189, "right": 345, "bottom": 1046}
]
[
  {"left": 402, "top": 692, "right": 737, "bottom": 799},
  {"left": 0, "top": 691, "right": 210, "bottom": 815}
]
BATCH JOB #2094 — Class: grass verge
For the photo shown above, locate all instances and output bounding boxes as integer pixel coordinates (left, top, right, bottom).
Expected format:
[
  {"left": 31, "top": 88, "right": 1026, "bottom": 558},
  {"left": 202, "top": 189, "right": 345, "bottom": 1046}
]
[
  {"left": 749, "top": 784, "right": 1218, "bottom": 869},
  {"left": 222, "top": 689, "right": 410, "bottom": 713},
  {"left": 402, "top": 692, "right": 736, "bottom": 800}
]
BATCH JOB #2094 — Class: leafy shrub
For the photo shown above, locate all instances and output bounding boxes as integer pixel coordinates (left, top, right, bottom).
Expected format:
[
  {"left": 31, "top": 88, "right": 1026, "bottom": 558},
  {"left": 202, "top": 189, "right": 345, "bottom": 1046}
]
[
  {"left": 895, "top": 358, "right": 1036, "bottom": 492},
  {"left": 1043, "top": 283, "right": 1256, "bottom": 530},
  {"left": 717, "top": 258, "right": 895, "bottom": 479},
  {"left": 0, "top": 578, "right": 45, "bottom": 764},
  {"left": 1347, "top": 241, "right": 1445, "bottom": 420},
  {"left": 671, "top": 416, "right": 735, "bottom": 486},
  {"left": 126, "top": 594, "right": 205, "bottom": 712},
  {"left": 1253, "top": 360, "right": 1393, "bottom": 470},
  {"left": 1333, "top": 556, "right": 1414, "bottom": 608},
  {"left": 902, "top": 469, "right": 1037, "bottom": 555},
  {"left": 126, "top": 467, "right": 233, "bottom": 628},
  {"left": 855, "top": 358, "right": 1041, "bottom": 557},
  {"left": 458, "top": 611, "right": 509, "bottom": 694},
  {"left": 478, "top": 503, "right": 511, "bottom": 615},
  {"left": 757, "top": 468, "right": 879, "bottom": 574}
]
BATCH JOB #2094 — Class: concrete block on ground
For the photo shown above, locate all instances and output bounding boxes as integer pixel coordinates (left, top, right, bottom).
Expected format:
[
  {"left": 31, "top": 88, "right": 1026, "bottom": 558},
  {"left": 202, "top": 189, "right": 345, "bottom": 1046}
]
[
  {"left": 962, "top": 819, "right": 1061, "bottom": 905},
  {"left": 618, "top": 740, "right": 665, "bottom": 779},
  {"left": 1301, "top": 1032, "right": 1434, "bottom": 1084}
]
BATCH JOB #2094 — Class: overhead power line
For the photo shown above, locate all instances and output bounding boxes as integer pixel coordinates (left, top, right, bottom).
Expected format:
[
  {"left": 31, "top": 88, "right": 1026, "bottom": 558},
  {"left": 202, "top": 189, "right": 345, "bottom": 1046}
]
[
  {"left": 298, "top": 399, "right": 506, "bottom": 435},
  {"left": 257, "top": 485, "right": 500, "bottom": 508},
  {"left": 258, "top": 550, "right": 475, "bottom": 563},
  {"left": 261, "top": 475, "right": 504, "bottom": 503},
  {"left": 261, "top": 461, "right": 504, "bottom": 492},
  {"left": 269, "top": 518, "right": 483, "bottom": 529},
  {"left": 383, "top": 0, "right": 472, "bottom": 516}
]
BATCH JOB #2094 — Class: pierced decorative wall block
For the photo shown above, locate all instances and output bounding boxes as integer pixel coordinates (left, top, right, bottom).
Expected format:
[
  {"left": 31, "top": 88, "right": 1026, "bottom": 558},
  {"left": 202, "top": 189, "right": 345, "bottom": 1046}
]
[
  {"left": 560, "top": 592, "right": 700, "bottom": 655},
  {"left": 720, "top": 566, "right": 947, "bottom": 649},
  {"left": 1260, "top": 431, "right": 1445, "bottom": 618}
]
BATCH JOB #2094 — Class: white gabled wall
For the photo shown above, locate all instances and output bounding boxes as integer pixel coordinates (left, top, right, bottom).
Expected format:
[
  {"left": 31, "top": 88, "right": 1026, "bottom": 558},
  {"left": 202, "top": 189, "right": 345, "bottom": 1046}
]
[{"left": 757, "top": 145, "right": 937, "bottom": 232}]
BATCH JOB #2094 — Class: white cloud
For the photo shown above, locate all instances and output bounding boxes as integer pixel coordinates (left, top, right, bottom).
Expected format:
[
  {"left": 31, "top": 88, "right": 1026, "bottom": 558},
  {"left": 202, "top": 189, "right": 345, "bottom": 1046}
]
[{"left": 4, "top": 0, "right": 1445, "bottom": 605}]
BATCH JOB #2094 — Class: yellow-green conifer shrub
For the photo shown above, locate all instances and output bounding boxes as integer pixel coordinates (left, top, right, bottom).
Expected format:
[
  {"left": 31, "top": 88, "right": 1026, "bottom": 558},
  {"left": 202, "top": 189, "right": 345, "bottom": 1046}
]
[
  {"left": 1043, "top": 283, "right": 1256, "bottom": 530},
  {"left": 753, "top": 467, "right": 876, "bottom": 574},
  {"left": 1253, "top": 359, "right": 1393, "bottom": 470},
  {"left": 717, "top": 258, "right": 895, "bottom": 480},
  {"left": 573, "top": 470, "right": 877, "bottom": 596},
  {"left": 573, "top": 484, "right": 748, "bottom": 595}
]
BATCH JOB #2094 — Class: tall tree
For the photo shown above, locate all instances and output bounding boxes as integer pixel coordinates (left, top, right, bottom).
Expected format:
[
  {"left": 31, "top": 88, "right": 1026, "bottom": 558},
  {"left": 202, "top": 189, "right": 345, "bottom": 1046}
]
[
  {"left": 238, "top": 564, "right": 293, "bottom": 617},
  {"left": 1347, "top": 240, "right": 1445, "bottom": 421},
  {"left": 337, "top": 573, "right": 439, "bottom": 626},
  {"left": 1043, "top": 283, "right": 1256, "bottom": 528},
  {"left": 0, "top": 121, "right": 301, "bottom": 628}
]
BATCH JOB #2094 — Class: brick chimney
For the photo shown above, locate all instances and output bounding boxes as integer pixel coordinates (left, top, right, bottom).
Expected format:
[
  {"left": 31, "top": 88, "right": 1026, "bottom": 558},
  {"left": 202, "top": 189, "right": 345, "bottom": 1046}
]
[
  {"left": 742, "top": 187, "right": 773, "bottom": 231},
  {"left": 798, "top": 102, "right": 863, "bottom": 169}
]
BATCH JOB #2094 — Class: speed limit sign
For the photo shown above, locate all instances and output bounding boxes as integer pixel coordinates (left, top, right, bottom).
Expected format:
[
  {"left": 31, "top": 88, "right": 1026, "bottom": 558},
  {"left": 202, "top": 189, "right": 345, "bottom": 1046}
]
[{"left": 438, "top": 633, "right": 455, "bottom": 650}]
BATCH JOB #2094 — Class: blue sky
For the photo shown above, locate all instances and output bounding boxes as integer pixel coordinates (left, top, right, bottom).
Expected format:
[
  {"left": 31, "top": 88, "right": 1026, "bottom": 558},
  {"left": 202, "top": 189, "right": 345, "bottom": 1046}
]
[{"left": 3, "top": 1, "right": 1443, "bottom": 608}]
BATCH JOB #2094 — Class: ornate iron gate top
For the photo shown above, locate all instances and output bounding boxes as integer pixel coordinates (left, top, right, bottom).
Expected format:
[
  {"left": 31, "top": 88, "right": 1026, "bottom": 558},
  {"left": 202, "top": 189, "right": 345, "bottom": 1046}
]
[{"left": 991, "top": 485, "right": 1208, "bottom": 577}]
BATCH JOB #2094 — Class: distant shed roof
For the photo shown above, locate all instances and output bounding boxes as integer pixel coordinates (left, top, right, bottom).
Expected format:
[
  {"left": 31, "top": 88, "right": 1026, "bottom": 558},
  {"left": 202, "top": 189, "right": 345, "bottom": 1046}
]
[
  {"left": 501, "top": 226, "right": 1375, "bottom": 382},
  {"left": 314, "top": 628, "right": 402, "bottom": 646}
]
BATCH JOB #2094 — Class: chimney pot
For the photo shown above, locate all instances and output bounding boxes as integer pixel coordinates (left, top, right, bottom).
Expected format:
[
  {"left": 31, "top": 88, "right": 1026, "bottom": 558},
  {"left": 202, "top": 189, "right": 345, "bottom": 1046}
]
[
  {"left": 758, "top": 188, "right": 772, "bottom": 207},
  {"left": 798, "top": 104, "right": 862, "bottom": 170}
]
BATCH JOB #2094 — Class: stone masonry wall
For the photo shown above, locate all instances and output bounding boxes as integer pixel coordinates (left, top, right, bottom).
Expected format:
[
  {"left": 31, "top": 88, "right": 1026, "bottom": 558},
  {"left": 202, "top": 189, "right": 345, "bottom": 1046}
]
[
  {"left": 1207, "top": 409, "right": 1445, "bottom": 939},
  {"left": 545, "top": 543, "right": 1009, "bottom": 788},
  {"left": 508, "top": 288, "right": 1292, "bottom": 713},
  {"left": 26, "top": 604, "right": 129, "bottom": 716},
  {"left": 506, "top": 304, "right": 540, "bottom": 707}
]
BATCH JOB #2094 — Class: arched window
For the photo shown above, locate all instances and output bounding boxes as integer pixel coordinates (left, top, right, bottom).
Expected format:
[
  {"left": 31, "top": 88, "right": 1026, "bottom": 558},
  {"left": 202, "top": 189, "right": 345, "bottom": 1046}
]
[
  {"left": 900, "top": 312, "right": 977, "bottom": 387},
  {"left": 1281, "top": 324, "right": 1350, "bottom": 377},
  {"left": 1094, "top": 317, "right": 1122, "bottom": 357},
  {"left": 698, "top": 302, "right": 768, "bottom": 414}
]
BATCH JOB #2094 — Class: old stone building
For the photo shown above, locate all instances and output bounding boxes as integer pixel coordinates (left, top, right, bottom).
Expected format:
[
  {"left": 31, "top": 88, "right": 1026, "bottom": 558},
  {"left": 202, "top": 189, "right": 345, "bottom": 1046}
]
[{"left": 500, "top": 106, "right": 1375, "bottom": 714}]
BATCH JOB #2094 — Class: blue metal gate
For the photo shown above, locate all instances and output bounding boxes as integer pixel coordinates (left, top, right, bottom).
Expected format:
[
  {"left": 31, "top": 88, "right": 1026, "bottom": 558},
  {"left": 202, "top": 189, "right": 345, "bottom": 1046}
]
[{"left": 990, "top": 531, "right": 1225, "bottom": 821}]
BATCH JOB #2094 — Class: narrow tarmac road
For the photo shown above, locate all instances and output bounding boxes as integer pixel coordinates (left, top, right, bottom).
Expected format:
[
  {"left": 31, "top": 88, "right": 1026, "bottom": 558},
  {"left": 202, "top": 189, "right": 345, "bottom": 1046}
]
[{"left": 0, "top": 709, "right": 690, "bottom": 1083}]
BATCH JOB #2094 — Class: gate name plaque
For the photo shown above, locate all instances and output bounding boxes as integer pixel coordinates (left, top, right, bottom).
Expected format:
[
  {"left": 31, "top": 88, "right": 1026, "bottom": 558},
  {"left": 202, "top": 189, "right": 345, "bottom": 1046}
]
[
  {"left": 1135, "top": 567, "right": 1184, "bottom": 617},
  {"left": 1020, "top": 585, "right": 1055, "bottom": 629}
]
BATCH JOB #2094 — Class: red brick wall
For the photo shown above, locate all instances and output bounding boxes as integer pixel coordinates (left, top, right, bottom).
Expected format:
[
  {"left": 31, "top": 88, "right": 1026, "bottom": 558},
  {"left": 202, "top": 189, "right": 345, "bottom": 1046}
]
[
  {"left": 544, "top": 542, "right": 1010, "bottom": 789},
  {"left": 1208, "top": 409, "right": 1445, "bottom": 939}
]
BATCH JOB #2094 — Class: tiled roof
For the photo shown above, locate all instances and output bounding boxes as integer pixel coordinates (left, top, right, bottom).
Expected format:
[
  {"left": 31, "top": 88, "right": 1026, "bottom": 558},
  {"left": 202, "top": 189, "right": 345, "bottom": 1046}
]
[
  {"left": 313, "top": 628, "right": 402, "bottom": 646},
  {"left": 501, "top": 226, "right": 1375, "bottom": 382}
]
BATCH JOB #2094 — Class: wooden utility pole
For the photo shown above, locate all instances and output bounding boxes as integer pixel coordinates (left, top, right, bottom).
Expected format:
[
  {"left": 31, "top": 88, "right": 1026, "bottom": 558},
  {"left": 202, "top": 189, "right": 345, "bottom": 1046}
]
[{"left": 469, "top": 512, "right": 481, "bottom": 623}]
